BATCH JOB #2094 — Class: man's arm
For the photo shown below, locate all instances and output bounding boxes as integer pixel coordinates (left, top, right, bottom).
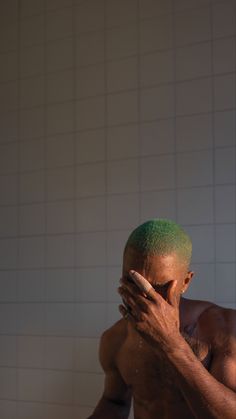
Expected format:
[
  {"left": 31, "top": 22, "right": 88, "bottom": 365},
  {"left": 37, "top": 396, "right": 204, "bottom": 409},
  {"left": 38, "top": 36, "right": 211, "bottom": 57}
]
[
  {"left": 87, "top": 324, "right": 132, "bottom": 419},
  {"left": 162, "top": 308, "right": 236, "bottom": 419}
]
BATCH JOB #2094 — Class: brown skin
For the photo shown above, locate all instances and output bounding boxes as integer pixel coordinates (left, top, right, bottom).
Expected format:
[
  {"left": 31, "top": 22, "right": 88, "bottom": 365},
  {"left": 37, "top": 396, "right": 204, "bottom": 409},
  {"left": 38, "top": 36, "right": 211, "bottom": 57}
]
[{"left": 89, "top": 247, "right": 236, "bottom": 419}]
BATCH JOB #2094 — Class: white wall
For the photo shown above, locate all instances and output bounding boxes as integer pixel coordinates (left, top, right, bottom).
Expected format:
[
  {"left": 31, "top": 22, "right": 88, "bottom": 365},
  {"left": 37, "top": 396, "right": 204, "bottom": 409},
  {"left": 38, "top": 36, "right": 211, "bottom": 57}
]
[{"left": 0, "top": 0, "right": 235, "bottom": 418}]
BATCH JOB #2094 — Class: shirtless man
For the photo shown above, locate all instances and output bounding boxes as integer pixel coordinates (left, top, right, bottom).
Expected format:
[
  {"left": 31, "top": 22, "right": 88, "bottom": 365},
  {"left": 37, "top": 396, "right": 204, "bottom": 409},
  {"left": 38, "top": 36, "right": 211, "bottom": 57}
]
[{"left": 88, "top": 219, "right": 236, "bottom": 418}]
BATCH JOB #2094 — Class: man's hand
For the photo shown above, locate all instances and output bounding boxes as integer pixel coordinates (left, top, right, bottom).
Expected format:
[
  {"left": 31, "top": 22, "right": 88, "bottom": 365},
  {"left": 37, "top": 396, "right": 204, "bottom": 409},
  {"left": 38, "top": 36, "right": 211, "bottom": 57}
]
[{"left": 118, "top": 270, "right": 182, "bottom": 351}]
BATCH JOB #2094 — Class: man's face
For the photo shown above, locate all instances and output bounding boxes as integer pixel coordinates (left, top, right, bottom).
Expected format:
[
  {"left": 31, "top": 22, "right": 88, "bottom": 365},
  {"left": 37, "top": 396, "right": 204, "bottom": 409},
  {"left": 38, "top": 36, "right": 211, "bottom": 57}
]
[{"left": 122, "top": 247, "right": 191, "bottom": 301}]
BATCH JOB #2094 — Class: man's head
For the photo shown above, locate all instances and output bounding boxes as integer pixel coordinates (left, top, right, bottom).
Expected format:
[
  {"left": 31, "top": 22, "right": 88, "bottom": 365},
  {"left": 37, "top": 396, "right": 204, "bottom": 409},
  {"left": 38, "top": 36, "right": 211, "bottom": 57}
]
[{"left": 122, "top": 219, "right": 194, "bottom": 301}]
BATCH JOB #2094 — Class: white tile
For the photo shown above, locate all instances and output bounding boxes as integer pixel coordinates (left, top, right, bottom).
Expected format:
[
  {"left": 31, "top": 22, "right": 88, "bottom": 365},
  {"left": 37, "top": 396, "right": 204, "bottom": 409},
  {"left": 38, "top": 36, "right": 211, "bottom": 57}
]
[
  {"left": 0, "top": 51, "right": 18, "bottom": 83},
  {"left": 76, "top": 196, "right": 106, "bottom": 231},
  {"left": 76, "top": 63, "right": 105, "bottom": 98},
  {"left": 175, "top": 7, "right": 211, "bottom": 47},
  {"left": 141, "top": 85, "right": 175, "bottom": 120},
  {"left": 19, "top": 203, "right": 45, "bottom": 236},
  {"left": 141, "top": 155, "right": 175, "bottom": 191},
  {"left": 76, "top": 232, "right": 107, "bottom": 266},
  {"left": 177, "top": 187, "right": 214, "bottom": 225},
  {"left": 107, "top": 91, "right": 138, "bottom": 126},
  {"left": 0, "top": 270, "right": 17, "bottom": 302},
  {"left": 215, "top": 224, "right": 236, "bottom": 262},
  {"left": 107, "top": 266, "right": 123, "bottom": 302},
  {"left": 76, "top": 129, "right": 106, "bottom": 164},
  {"left": 46, "top": 0, "right": 73, "bottom": 11},
  {"left": 76, "top": 30, "right": 105, "bottom": 66},
  {"left": 20, "top": 171, "right": 45, "bottom": 203},
  {"left": 0, "top": 304, "right": 17, "bottom": 333},
  {"left": 20, "top": 15, "right": 44, "bottom": 48},
  {"left": 107, "top": 302, "right": 122, "bottom": 328},
  {"left": 0, "top": 239, "right": 18, "bottom": 269},
  {"left": 75, "top": 303, "right": 106, "bottom": 337},
  {"left": 140, "top": 119, "right": 175, "bottom": 155},
  {"left": 176, "top": 114, "right": 213, "bottom": 152},
  {"left": 75, "top": 337, "right": 102, "bottom": 373},
  {"left": 76, "top": 162, "right": 106, "bottom": 197},
  {"left": 44, "top": 336, "right": 74, "bottom": 369},
  {"left": 215, "top": 263, "right": 236, "bottom": 303},
  {"left": 76, "top": 96, "right": 105, "bottom": 130},
  {"left": 215, "top": 185, "right": 236, "bottom": 224},
  {"left": 0, "top": 336, "right": 17, "bottom": 366},
  {"left": 17, "top": 303, "right": 44, "bottom": 335},
  {"left": 107, "top": 230, "right": 129, "bottom": 266},
  {"left": 0, "top": 143, "right": 18, "bottom": 175},
  {"left": 176, "top": 42, "right": 211, "bottom": 81},
  {"left": 46, "top": 200, "right": 74, "bottom": 234},
  {"left": 0, "top": 368, "right": 17, "bottom": 399},
  {"left": 19, "top": 237, "right": 44, "bottom": 268},
  {"left": 46, "top": 8, "right": 73, "bottom": 41},
  {"left": 140, "top": 190, "right": 176, "bottom": 222},
  {"left": 20, "top": 45, "right": 44, "bottom": 78},
  {"left": 0, "top": 400, "right": 16, "bottom": 419},
  {"left": 176, "top": 78, "right": 212, "bottom": 116},
  {"left": 20, "top": 0, "right": 44, "bottom": 17},
  {"left": 215, "top": 147, "right": 235, "bottom": 185},
  {"left": 174, "top": 0, "right": 211, "bottom": 11},
  {"left": 214, "top": 111, "right": 236, "bottom": 147},
  {"left": 18, "top": 270, "right": 44, "bottom": 302},
  {"left": 106, "top": 0, "right": 137, "bottom": 27},
  {"left": 76, "top": 267, "right": 106, "bottom": 302},
  {"left": 0, "top": 175, "right": 17, "bottom": 205},
  {"left": 0, "top": 81, "right": 17, "bottom": 113},
  {"left": 140, "top": 0, "right": 173, "bottom": 18},
  {"left": 46, "top": 234, "right": 74, "bottom": 267},
  {"left": 46, "top": 69, "right": 74, "bottom": 104},
  {"left": 43, "top": 370, "right": 74, "bottom": 403},
  {"left": 47, "top": 101, "right": 74, "bottom": 135},
  {"left": 0, "top": 111, "right": 18, "bottom": 143},
  {"left": 19, "top": 107, "right": 45, "bottom": 140},
  {"left": 185, "top": 263, "right": 215, "bottom": 301},
  {"left": 214, "top": 74, "right": 236, "bottom": 111},
  {"left": 47, "top": 167, "right": 74, "bottom": 200},
  {"left": 0, "top": 0, "right": 18, "bottom": 25},
  {"left": 0, "top": 23, "right": 18, "bottom": 53},
  {"left": 107, "top": 194, "right": 139, "bottom": 230},
  {"left": 46, "top": 38, "right": 73, "bottom": 72},
  {"left": 18, "top": 369, "right": 43, "bottom": 401},
  {"left": 45, "top": 268, "right": 74, "bottom": 302},
  {"left": 20, "top": 139, "right": 44, "bottom": 172},
  {"left": 76, "top": 0, "right": 105, "bottom": 33},
  {"left": 74, "top": 371, "right": 104, "bottom": 405},
  {"left": 107, "top": 57, "right": 138, "bottom": 93},
  {"left": 46, "top": 133, "right": 74, "bottom": 168},
  {"left": 107, "top": 124, "right": 139, "bottom": 160},
  {"left": 140, "top": 50, "right": 174, "bottom": 87},
  {"left": 212, "top": 1, "right": 236, "bottom": 38},
  {"left": 45, "top": 303, "right": 75, "bottom": 335},
  {"left": 18, "top": 336, "right": 44, "bottom": 368},
  {"left": 177, "top": 150, "right": 213, "bottom": 187},
  {"left": 140, "top": 15, "right": 173, "bottom": 53},
  {"left": 213, "top": 37, "right": 236, "bottom": 74},
  {"left": 106, "top": 24, "right": 137, "bottom": 60},
  {"left": 184, "top": 225, "right": 215, "bottom": 263},
  {"left": 18, "top": 402, "right": 44, "bottom": 419},
  {"left": 107, "top": 160, "right": 139, "bottom": 194}
]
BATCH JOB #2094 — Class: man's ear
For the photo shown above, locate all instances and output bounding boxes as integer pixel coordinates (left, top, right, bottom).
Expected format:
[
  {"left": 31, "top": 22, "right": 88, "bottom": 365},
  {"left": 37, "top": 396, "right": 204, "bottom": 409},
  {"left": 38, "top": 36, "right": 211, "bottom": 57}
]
[{"left": 181, "top": 271, "right": 194, "bottom": 294}]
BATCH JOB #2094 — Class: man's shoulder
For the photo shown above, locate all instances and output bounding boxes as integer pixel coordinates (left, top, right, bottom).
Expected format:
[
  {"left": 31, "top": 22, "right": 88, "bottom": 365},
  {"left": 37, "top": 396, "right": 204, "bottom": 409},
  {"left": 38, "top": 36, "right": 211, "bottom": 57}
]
[
  {"left": 99, "top": 318, "right": 127, "bottom": 368},
  {"left": 197, "top": 301, "right": 236, "bottom": 348}
]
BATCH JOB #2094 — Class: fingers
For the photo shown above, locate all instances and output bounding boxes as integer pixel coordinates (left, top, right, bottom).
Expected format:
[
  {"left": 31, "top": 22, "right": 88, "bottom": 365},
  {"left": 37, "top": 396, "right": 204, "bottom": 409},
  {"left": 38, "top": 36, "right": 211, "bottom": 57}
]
[
  {"left": 118, "top": 285, "right": 149, "bottom": 312},
  {"left": 129, "top": 270, "right": 157, "bottom": 301}
]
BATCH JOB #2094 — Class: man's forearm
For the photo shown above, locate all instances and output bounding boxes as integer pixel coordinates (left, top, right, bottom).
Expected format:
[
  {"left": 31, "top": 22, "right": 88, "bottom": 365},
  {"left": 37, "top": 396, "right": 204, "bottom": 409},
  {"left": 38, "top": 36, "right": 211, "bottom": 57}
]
[
  {"left": 87, "top": 396, "right": 131, "bottom": 419},
  {"left": 160, "top": 337, "right": 236, "bottom": 419}
]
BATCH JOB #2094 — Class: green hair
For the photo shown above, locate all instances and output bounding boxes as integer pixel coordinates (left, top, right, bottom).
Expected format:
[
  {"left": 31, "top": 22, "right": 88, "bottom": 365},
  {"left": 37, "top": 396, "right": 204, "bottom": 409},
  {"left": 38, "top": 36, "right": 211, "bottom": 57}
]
[{"left": 124, "top": 219, "right": 192, "bottom": 268}]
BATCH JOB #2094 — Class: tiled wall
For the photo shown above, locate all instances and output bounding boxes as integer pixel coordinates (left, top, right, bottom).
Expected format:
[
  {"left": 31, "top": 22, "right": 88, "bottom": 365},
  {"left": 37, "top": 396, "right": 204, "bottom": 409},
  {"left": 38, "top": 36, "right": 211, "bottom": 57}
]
[{"left": 0, "top": 0, "right": 235, "bottom": 418}]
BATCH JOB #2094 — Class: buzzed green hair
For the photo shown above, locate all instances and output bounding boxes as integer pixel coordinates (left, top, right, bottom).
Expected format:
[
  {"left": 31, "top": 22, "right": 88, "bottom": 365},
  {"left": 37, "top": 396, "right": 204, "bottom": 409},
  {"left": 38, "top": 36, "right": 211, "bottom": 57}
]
[{"left": 124, "top": 219, "right": 192, "bottom": 268}]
